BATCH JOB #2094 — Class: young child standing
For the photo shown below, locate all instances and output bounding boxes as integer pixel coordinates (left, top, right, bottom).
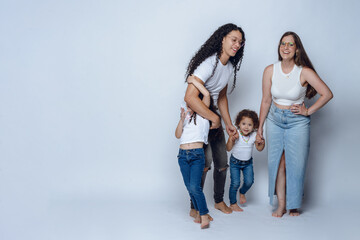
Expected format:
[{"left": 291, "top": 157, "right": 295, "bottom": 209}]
[
  {"left": 175, "top": 78, "right": 212, "bottom": 229},
  {"left": 226, "top": 109, "right": 265, "bottom": 212}
]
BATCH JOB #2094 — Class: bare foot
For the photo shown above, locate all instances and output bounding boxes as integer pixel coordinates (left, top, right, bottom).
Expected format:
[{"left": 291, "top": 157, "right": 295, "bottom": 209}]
[
  {"left": 214, "top": 201, "right": 233, "bottom": 214},
  {"left": 200, "top": 214, "right": 211, "bottom": 229},
  {"left": 189, "top": 208, "right": 197, "bottom": 218},
  {"left": 289, "top": 209, "right": 300, "bottom": 216},
  {"left": 239, "top": 194, "right": 247, "bottom": 204},
  {"left": 230, "top": 203, "right": 243, "bottom": 212},
  {"left": 193, "top": 211, "right": 201, "bottom": 223},
  {"left": 272, "top": 206, "right": 286, "bottom": 218}
]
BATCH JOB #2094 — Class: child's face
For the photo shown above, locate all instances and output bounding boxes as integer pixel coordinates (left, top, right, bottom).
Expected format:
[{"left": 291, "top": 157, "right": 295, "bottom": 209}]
[{"left": 238, "top": 117, "right": 254, "bottom": 136}]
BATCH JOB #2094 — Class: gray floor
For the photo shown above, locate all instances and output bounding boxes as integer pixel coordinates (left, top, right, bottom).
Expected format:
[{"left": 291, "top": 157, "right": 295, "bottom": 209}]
[{"left": 1, "top": 196, "right": 358, "bottom": 240}]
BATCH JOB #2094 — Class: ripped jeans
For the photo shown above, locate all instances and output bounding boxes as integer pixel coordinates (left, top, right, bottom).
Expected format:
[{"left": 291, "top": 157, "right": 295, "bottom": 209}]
[{"left": 191, "top": 126, "right": 228, "bottom": 208}]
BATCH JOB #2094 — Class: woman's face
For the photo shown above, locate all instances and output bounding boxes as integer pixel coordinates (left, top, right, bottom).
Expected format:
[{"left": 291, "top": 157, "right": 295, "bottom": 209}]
[
  {"left": 279, "top": 35, "right": 297, "bottom": 61},
  {"left": 222, "top": 30, "right": 243, "bottom": 58}
]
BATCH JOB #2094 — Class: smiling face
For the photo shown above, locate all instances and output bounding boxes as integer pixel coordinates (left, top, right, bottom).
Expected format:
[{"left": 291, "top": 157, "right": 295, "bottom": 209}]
[
  {"left": 221, "top": 30, "right": 244, "bottom": 59},
  {"left": 279, "top": 35, "right": 297, "bottom": 61},
  {"left": 238, "top": 117, "right": 254, "bottom": 136}
]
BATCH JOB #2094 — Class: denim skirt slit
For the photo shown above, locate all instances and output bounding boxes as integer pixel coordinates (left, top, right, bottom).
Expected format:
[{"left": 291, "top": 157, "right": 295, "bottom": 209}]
[{"left": 266, "top": 103, "right": 310, "bottom": 209}]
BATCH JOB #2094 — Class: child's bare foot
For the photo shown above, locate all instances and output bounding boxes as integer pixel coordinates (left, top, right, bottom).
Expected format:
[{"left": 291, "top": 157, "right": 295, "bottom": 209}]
[
  {"left": 289, "top": 209, "right": 300, "bottom": 216},
  {"left": 214, "top": 201, "right": 232, "bottom": 214},
  {"left": 189, "top": 208, "right": 197, "bottom": 218},
  {"left": 193, "top": 211, "right": 201, "bottom": 223},
  {"left": 230, "top": 203, "right": 243, "bottom": 212},
  {"left": 272, "top": 206, "right": 286, "bottom": 218},
  {"left": 239, "top": 194, "right": 247, "bottom": 204},
  {"left": 200, "top": 214, "right": 211, "bottom": 229}
]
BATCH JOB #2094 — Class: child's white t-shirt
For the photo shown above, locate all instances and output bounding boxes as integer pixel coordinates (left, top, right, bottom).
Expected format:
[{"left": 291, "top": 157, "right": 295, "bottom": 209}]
[
  {"left": 231, "top": 131, "right": 256, "bottom": 161},
  {"left": 180, "top": 111, "right": 210, "bottom": 145},
  {"left": 193, "top": 54, "right": 233, "bottom": 106}
]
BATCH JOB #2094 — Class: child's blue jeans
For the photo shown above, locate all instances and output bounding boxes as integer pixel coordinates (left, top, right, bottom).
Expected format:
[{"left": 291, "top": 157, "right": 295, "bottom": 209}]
[
  {"left": 229, "top": 155, "right": 254, "bottom": 205},
  {"left": 178, "top": 148, "right": 209, "bottom": 216}
]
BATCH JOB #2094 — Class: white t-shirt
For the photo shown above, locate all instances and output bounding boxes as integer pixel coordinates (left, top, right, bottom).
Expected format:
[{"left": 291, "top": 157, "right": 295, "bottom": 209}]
[
  {"left": 193, "top": 54, "right": 233, "bottom": 105},
  {"left": 231, "top": 131, "right": 256, "bottom": 161},
  {"left": 180, "top": 109, "right": 210, "bottom": 145}
]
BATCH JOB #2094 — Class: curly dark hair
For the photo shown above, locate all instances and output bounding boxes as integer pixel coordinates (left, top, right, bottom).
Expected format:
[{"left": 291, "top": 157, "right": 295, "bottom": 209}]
[
  {"left": 185, "top": 23, "right": 245, "bottom": 93},
  {"left": 235, "top": 109, "right": 259, "bottom": 130},
  {"left": 278, "top": 31, "right": 317, "bottom": 99}
]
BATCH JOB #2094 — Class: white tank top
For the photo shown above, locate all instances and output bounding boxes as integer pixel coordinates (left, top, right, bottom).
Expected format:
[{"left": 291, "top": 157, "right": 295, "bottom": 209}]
[{"left": 271, "top": 62, "right": 306, "bottom": 106}]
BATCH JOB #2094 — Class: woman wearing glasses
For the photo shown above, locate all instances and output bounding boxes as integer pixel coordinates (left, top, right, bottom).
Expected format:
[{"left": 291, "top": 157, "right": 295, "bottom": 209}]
[
  {"left": 257, "top": 32, "right": 333, "bottom": 217},
  {"left": 184, "top": 23, "right": 246, "bottom": 218}
]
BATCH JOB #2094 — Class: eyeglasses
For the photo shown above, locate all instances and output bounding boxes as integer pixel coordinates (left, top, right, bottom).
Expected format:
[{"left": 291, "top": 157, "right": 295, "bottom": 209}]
[
  {"left": 229, "top": 36, "right": 245, "bottom": 48},
  {"left": 240, "top": 40, "right": 246, "bottom": 48},
  {"left": 280, "top": 41, "right": 295, "bottom": 47}
]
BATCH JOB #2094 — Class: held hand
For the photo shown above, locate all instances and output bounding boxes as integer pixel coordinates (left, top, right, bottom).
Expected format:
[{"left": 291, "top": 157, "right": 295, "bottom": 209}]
[
  {"left": 210, "top": 115, "right": 221, "bottom": 129},
  {"left": 226, "top": 124, "right": 237, "bottom": 137},
  {"left": 256, "top": 138, "right": 265, "bottom": 145},
  {"left": 290, "top": 103, "right": 308, "bottom": 116},
  {"left": 231, "top": 132, "right": 239, "bottom": 142},
  {"left": 256, "top": 129, "right": 264, "bottom": 143}
]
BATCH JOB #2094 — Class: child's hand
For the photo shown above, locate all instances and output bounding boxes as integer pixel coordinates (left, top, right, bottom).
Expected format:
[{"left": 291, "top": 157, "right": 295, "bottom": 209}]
[
  {"left": 256, "top": 135, "right": 265, "bottom": 145},
  {"left": 256, "top": 132, "right": 263, "bottom": 143},
  {"left": 255, "top": 136, "right": 265, "bottom": 151},
  {"left": 180, "top": 107, "right": 187, "bottom": 122},
  {"left": 187, "top": 75, "right": 195, "bottom": 84},
  {"left": 230, "top": 132, "right": 239, "bottom": 142}
]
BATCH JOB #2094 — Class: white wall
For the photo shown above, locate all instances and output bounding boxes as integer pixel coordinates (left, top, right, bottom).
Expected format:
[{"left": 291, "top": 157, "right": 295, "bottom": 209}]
[{"left": 0, "top": 0, "right": 359, "bottom": 221}]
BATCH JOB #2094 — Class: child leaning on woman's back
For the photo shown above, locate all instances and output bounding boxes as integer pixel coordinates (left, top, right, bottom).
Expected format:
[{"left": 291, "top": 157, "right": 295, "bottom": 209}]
[{"left": 175, "top": 78, "right": 213, "bottom": 229}]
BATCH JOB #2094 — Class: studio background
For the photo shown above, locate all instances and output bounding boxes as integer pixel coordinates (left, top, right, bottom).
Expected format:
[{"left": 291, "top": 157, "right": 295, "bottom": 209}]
[{"left": 1, "top": 0, "right": 359, "bottom": 239}]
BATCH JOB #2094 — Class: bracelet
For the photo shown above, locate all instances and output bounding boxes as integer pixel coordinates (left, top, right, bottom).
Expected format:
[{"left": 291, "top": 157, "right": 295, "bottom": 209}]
[{"left": 305, "top": 108, "right": 308, "bottom": 116}]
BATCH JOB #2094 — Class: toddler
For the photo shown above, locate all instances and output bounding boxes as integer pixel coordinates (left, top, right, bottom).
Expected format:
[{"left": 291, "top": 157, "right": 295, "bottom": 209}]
[{"left": 226, "top": 109, "right": 265, "bottom": 212}]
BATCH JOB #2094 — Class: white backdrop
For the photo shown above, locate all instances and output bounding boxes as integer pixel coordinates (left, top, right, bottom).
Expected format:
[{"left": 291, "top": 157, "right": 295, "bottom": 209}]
[{"left": 1, "top": 0, "right": 360, "bottom": 239}]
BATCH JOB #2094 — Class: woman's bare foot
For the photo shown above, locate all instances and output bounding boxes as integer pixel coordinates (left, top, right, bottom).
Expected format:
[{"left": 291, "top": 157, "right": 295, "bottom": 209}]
[
  {"left": 289, "top": 209, "right": 300, "bottom": 216},
  {"left": 189, "top": 208, "right": 197, "bottom": 218},
  {"left": 239, "top": 194, "right": 247, "bottom": 204},
  {"left": 200, "top": 214, "right": 211, "bottom": 229},
  {"left": 193, "top": 211, "right": 201, "bottom": 223},
  {"left": 230, "top": 203, "right": 243, "bottom": 212},
  {"left": 272, "top": 206, "right": 286, "bottom": 217},
  {"left": 214, "top": 201, "right": 233, "bottom": 214}
]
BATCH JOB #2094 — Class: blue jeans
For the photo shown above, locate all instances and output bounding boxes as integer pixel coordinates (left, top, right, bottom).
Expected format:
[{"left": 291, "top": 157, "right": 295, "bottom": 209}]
[
  {"left": 178, "top": 148, "right": 209, "bottom": 216},
  {"left": 266, "top": 103, "right": 310, "bottom": 209},
  {"left": 190, "top": 126, "right": 229, "bottom": 209},
  {"left": 229, "top": 155, "right": 254, "bottom": 205}
]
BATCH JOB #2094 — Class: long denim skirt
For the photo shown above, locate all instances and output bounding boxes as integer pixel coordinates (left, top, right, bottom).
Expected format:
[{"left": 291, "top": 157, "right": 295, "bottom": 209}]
[{"left": 266, "top": 103, "right": 310, "bottom": 209}]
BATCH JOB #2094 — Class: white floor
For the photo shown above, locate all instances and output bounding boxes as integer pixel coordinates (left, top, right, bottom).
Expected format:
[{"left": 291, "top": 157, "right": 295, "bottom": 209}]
[{"left": 1, "top": 196, "right": 358, "bottom": 240}]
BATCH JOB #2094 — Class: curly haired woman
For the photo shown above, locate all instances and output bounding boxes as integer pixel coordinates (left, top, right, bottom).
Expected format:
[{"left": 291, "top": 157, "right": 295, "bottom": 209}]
[{"left": 184, "top": 23, "right": 246, "bottom": 216}]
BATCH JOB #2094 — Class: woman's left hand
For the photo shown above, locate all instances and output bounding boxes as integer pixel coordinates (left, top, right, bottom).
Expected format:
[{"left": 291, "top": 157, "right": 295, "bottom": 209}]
[{"left": 290, "top": 103, "right": 308, "bottom": 116}]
